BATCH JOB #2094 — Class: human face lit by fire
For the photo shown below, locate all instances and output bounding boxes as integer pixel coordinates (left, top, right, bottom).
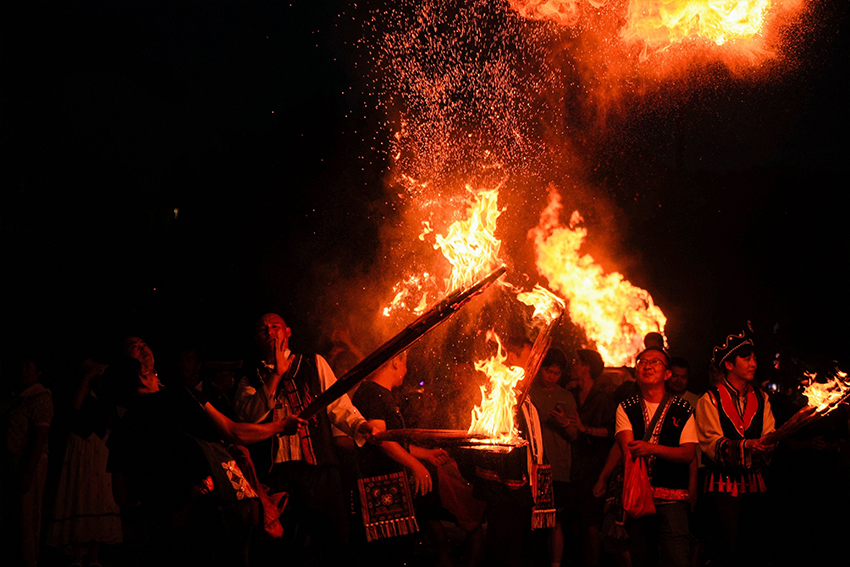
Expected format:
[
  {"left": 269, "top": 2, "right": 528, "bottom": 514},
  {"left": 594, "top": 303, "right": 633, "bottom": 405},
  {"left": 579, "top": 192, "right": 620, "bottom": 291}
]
[
  {"left": 539, "top": 364, "right": 563, "bottom": 389},
  {"left": 636, "top": 350, "right": 671, "bottom": 388},
  {"left": 123, "top": 337, "right": 155, "bottom": 375},
  {"left": 668, "top": 366, "right": 689, "bottom": 395},
  {"left": 256, "top": 313, "right": 291, "bottom": 358},
  {"left": 726, "top": 352, "right": 757, "bottom": 382}
]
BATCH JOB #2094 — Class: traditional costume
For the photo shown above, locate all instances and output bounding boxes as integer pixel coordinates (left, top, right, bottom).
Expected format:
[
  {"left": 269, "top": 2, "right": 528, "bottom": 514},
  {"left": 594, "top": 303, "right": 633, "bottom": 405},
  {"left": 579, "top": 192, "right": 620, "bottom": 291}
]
[
  {"left": 234, "top": 352, "right": 368, "bottom": 560},
  {"left": 616, "top": 393, "right": 696, "bottom": 567},
  {"left": 695, "top": 322, "right": 775, "bottom": 567}
]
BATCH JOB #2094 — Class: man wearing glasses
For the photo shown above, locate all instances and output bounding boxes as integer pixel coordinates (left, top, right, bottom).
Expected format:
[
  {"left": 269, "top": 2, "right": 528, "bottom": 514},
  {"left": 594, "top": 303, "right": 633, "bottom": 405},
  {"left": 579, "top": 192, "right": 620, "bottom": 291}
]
[{"left": 615, "top": 347, "right": 697, "bottom": 567}]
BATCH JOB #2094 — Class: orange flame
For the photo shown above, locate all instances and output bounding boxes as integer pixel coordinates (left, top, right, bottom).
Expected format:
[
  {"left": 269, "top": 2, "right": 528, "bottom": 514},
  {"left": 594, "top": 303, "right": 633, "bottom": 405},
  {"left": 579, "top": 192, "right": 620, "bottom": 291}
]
[
  {"left": 508, "top": 0, "right": 586, "bottom": 27},
  {"left": 801, "top": 371, "right": 850, "bottom": 414},
  {"left": 434, "top": 185, "right": 504, "bottom": 292},
  {"left": 529, "top": 187, "right": 666, "bottom": 366},
  {"left": 515, "top": 283, "right": 566, "bottom": 326},
  {"left": 621, "top": 0, "right": 772, "bottom": 54},
  {"left": 509, "top": 0, "right": 776, "bottom": 54},
  {"left": 468, "top": 331, "right": 525, "bottom": 443},
  {"left": 383, "top": 185, "right": 504, "bottom": 317}
]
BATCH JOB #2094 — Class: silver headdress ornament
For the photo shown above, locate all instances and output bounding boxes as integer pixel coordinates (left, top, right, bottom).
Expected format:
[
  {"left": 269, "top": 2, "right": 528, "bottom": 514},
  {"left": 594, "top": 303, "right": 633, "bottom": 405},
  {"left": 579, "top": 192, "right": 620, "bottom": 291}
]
[{"left": 711, "top": 321, "right": 755, "bottom": 369}]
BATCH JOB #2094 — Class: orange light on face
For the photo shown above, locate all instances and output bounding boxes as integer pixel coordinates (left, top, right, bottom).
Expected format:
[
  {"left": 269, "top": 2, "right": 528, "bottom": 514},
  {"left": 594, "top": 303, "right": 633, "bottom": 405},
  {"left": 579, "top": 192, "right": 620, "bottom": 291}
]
[
  {"left": 468, "top": 331, "right": 526, "bottom": 444},
  {"left": 529, "top": 187, "right": 666, "bottom": 367}
]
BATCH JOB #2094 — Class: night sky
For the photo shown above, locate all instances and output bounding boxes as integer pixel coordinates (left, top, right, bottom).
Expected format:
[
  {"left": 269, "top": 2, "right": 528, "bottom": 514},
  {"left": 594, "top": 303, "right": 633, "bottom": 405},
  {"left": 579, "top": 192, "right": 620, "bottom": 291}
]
[{"left": 3, "top": 1, "right": 849, "bottom": 389}]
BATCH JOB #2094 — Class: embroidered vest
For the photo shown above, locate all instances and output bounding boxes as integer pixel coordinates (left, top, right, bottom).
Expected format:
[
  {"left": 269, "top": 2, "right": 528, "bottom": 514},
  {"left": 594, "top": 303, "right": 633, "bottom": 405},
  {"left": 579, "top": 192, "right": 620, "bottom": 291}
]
[
  {"left": 706, "top": 383, "right": 765, "bottom": 443},
  {"left": 622, "top": 395, "right": 692, "bottom": 491},
  {"left": 247, "top": 354, "right": 338, "bottom": 475}
]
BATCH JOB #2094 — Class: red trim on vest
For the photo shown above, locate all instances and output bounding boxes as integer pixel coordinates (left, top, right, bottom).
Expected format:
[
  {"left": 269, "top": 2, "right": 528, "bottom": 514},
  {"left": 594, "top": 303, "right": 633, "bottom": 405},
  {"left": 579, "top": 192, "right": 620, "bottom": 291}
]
[{"left": 717, "top": 382, "right": 758, "bottom": 437}]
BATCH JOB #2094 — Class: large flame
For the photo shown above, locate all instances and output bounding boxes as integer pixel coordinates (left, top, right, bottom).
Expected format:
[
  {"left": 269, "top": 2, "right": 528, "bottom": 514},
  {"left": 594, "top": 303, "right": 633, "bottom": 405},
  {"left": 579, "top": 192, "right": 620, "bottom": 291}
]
[
  {"left": 529, "top": 187, "right": 666, "bottom": 366},
  {"left": 801, "top": 370, "right": 850, "bottom": 414},
  {"left": 621, "top": 0, "right": 773, "bottom": 52},
  {"left": 468, "top": 331, "right": 525, "bottom": 444},
  {"left": 383, "top": 185, "right": 504, "bottom": 317},
  {"left": 509, "top": 0, "right": 776, "bottom": 55}
]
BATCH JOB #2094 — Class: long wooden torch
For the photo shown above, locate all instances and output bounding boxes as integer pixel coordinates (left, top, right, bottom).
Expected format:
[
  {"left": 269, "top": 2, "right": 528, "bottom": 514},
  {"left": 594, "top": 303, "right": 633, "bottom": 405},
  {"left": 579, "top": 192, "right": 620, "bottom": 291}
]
[{"left": 298, "top": 265, "right": 507, "bottom": 420}]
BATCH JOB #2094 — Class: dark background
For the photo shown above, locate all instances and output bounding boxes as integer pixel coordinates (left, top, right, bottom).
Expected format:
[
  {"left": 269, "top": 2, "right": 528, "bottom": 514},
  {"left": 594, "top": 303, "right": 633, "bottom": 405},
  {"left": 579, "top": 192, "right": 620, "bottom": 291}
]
[{"left": 3, "top": 1, "right": 849, "bottom": 390}]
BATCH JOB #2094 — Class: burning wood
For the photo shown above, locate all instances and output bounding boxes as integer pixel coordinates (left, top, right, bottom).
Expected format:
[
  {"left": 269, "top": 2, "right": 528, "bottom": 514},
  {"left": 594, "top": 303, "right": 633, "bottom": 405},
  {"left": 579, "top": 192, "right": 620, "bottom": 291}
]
[
  {"left": 372, "top": 429, "right": 489, "bottom": 444},
  {"left": 514, "top": 285, "right": 566, "bottom": 410},
  {"left": 762, "top": 370, "right": 850, "bottom": 446},
  {"left": 466, "top": 332, "right": 527, "bottom": 445},
  {"left": 299, "top": 265, "right": 507, "bottom": 420}
]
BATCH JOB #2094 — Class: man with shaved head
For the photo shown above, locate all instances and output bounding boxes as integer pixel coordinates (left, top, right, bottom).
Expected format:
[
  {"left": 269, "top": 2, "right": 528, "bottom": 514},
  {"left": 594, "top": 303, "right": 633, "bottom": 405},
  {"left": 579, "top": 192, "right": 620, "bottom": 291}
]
[{"left": 234, "top": 313, "right": 378, "bottom": 560}]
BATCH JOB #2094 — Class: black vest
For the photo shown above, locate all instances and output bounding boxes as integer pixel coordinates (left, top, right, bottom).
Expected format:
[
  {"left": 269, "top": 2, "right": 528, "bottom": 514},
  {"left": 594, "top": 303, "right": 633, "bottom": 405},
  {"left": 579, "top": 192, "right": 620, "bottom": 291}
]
[
  {"left": 705, "top": 383, "right": 765, "bottom": 442},
  {"left": 622, "top": 395, "right": 693, "bottom": 491},
  {"left": 247, "top": 354, "right": 338, "bottom": 477}
]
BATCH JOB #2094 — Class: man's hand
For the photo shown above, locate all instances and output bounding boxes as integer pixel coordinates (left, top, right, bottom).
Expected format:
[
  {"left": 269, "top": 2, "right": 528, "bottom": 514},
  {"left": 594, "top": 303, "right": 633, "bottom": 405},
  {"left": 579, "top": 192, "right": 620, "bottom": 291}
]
[
  {"left": 410, "top": 460, "right": 433, "bottom": 495},
  {"left": 275, "top": 415, "right": 307, "bottom": 436},
  {"left": 424, "top": 448, "right": 451, "bottom": 467},
  {"left": 359, "top": 419, "right": 385, "bottom": 441},
  {"left": 82, "top": 358, "right": 107, "bottom": 381},
  {"left": 627, "top": 440, "right": 657, "bottom": 458},
  {"left": 567, "top": 411, "right": 586, "bottom": 434},
  {"left": 745, "top": 437, "right": 774, "bottom": 454},
  {"left": 273, "top": 337, "right": 293, "bottom": 378},
  {"left": 549, "top": 404, "right": 571, "bottom": 428},
  {"left": 592, "top": 478, "right": 607, "bottom": 498}
]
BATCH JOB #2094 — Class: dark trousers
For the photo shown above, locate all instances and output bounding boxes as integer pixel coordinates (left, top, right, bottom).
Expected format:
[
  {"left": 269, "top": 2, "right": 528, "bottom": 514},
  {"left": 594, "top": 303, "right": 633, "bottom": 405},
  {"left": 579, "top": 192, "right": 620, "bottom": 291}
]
[
  {"left": 627, "top": 500, "right": 689, "bottom": 567},
  {"left": 266, "top": 461, "right": 349, "bottom": 564},
  {"left": 706, "top": 491, "right": 768, "bottom": 567}
]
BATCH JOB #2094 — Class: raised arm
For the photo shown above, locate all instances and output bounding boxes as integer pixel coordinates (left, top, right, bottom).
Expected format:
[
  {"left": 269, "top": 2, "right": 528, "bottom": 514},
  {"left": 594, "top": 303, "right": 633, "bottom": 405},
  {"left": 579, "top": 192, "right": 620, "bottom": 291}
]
[{"left": 203, "top": 400, "right": 304, "bottom": 445}]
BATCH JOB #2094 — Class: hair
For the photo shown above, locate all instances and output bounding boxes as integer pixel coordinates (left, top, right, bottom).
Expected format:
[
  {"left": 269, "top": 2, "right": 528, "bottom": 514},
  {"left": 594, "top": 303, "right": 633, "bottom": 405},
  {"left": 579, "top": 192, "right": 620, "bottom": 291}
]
[
  {"left": 576, "top": 349, "right": 605, "bottom": 379},
  {"left": 669, "top": 357, "right": 689, "bottom": 372},
  {"left": 722, "top": 344, "right": 754, "bottom": 375},
  {"left": 542, "top": 347, "right": 568, "bottom": 371}
]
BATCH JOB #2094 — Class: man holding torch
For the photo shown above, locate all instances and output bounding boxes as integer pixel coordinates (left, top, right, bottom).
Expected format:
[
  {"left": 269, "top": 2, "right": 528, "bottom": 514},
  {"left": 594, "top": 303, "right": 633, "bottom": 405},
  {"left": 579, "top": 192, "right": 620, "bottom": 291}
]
[
  {"left": 695, "top": 322, "right": 775, "bottom": 567},
  {"left": 233, "top": 313, "right": 380, "bottom": 558}
]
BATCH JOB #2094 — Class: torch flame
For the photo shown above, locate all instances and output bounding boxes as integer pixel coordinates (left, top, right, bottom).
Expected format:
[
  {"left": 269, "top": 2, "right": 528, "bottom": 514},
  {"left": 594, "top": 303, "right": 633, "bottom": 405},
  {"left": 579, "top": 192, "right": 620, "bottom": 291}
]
[
  {"left": 383, "top": 185, "right": 504, "bottom": 317},
  {"left": 515, "top": 283, "right": 566, "bottom": 326},
  {"left": 529, "top": 187, "right": 666, "bottom": 366},
  {"left": 434, "top": 185, "right": 504, "bottom": 292},
  {"left": 801, "top": 371, "right": 850, "bottom": 414},
  {"left": 468, "top": 331, "right": 525, "bottom": 444}
]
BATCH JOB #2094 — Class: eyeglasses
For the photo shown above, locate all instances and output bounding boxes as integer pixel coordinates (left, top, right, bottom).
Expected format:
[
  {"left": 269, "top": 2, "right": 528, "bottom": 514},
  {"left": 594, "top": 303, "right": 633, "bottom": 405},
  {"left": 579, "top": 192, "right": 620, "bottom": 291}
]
[{"left": 636, "top": 358, "right": 668, "bottom": 369}]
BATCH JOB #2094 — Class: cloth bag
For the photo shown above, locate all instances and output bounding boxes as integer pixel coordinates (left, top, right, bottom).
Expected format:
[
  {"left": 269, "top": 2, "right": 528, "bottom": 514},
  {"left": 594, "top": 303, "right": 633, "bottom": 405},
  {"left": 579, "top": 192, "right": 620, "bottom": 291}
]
[{"left": 357, "top": 471, "right": 419, "bottom": 542}]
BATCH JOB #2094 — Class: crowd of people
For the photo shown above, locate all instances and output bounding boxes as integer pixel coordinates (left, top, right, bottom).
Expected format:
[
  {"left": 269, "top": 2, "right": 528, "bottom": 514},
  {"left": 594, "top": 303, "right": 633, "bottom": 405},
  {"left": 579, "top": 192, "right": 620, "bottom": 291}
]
[{"left": 2, "top": 317, "right": 848, "bottom": 567}]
